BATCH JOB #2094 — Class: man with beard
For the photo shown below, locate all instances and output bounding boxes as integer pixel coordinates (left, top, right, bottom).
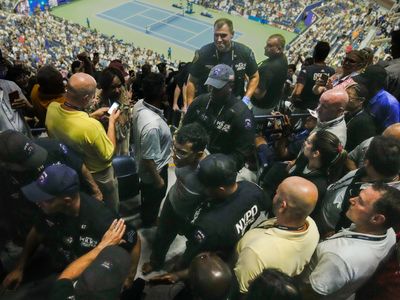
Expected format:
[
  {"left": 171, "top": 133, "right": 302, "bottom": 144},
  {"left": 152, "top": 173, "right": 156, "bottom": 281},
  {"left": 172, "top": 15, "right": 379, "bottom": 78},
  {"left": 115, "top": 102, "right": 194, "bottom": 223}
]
[
  {"left": 186, "top": 18, "right": 259, "bottom": 106},
  {"left": 251, "top": 34, "right": 288, "bottom": 111}
]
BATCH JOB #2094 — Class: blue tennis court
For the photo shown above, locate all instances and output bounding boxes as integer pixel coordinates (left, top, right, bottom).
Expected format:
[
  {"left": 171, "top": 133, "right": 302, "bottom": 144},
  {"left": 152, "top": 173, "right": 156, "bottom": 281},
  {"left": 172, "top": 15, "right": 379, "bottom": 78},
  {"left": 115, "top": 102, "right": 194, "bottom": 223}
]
[{"left": 97, "top": 0, "right": 242, "bottom": 51}]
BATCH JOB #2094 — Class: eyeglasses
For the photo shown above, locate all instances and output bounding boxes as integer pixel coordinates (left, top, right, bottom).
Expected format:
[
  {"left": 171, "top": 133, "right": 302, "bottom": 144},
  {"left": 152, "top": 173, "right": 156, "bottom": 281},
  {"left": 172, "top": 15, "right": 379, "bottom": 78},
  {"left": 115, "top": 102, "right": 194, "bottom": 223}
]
[
  {"left": 171, "top": 144, "right": 192, "bottom": 159},
  {"left": 343, "top": 57, "right": 358, "bottom": 64}
]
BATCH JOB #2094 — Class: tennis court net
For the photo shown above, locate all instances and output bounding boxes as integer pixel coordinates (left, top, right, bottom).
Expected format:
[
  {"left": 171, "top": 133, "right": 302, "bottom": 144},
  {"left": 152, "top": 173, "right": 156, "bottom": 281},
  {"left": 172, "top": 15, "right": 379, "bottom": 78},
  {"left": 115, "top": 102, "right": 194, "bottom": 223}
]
[{"left": 146, "top": 12, "right": 183, "bottom": 33}]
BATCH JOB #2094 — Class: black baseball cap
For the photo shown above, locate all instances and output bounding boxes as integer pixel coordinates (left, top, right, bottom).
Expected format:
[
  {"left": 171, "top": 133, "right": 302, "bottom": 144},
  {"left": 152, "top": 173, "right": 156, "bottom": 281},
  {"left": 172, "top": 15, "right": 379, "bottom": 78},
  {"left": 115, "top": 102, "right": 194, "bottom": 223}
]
[
  {"left": 0, "top": 130, "right": 47, "bottom": 169},
  {"left": 198, "top": 154, "right": 237, "bottom": 187},
  {"left": 353, "top": 64, "right": 387, "bottom": 87},
  {"left": 21, "top": 164, "right": 79, "bottom": 203},
  {"left": 75, "top": 245, "right": 132, "bottom": 299}
]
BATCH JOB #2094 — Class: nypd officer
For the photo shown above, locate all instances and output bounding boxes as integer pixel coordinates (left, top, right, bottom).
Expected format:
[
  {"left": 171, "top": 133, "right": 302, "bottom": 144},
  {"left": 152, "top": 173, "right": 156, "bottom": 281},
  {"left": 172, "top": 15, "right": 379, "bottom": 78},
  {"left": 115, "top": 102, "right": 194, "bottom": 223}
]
[
  {"left": 178, "top": 154, "right": 267, "bottom": 268},
  {"left": 182, "top": 64, "right": 255, "bottom": 171},
  {"left": 186, "top": 18, "right": 259, "bottom": 106}
]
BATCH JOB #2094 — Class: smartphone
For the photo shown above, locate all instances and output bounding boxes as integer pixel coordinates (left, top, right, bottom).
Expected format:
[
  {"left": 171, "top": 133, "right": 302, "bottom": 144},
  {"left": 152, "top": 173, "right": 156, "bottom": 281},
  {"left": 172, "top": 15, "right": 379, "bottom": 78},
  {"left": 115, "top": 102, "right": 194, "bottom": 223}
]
[
  {"left": 319, "top": 73, "right": 329, "bottom": 85},
  {"left": 8, "top": 90, "right": 19, "bottom": 104},
  {"left": 107, "top": 102, "right": 120, "bottom": 115}
]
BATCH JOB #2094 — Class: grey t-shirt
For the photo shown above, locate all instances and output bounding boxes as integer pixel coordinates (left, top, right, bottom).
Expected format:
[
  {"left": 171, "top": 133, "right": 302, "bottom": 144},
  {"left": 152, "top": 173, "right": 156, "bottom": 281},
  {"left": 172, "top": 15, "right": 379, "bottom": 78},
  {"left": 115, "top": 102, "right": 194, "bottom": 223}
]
[
  {"left": 0, "top": 79, "right": 31, "bottom": 136},
  {"left": 131, "top": 100, "right": 172, "bottom": 183},
  {"left": 169, "top": 165, "right": 205, "bottom": 220},
  {"left": 348, "top": 137, "right": 373, "bottom": 168}
]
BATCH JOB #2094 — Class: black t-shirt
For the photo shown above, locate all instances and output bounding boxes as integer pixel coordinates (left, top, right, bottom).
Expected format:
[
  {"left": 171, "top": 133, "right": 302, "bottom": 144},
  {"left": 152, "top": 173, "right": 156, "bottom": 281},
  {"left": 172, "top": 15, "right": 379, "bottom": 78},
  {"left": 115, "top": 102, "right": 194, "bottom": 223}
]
[
  {"left": 345, "top": 110, "right": 377, "bottom": 152},
  {"left": 252, "top": 54, "right": 288, "bottom": 109},
  {"left": 190, "top": 41, "right": 258, "bottom": 97},
  {"left": 35, "top": 192, "right": 137, "bottom": 268},
  {"left": 295, "top": 64, "right": 335, "bottom": 110},
  {"left": 49, "top": 279, "right": 75, "bottom": 300},
  {"left": 182, "top": 93, "right": 255, "bottom": 170},
  {"left": 182, "top": 181, "right": 266, "bottom": 266}
]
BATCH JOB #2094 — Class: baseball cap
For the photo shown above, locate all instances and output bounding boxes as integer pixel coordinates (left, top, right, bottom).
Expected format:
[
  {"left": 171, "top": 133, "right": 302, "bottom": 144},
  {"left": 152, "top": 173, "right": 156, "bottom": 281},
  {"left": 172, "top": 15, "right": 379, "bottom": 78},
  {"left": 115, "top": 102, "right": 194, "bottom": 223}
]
[
  {"left": 205, "top": 64, "right": 235, "bottom": 89},
  {"left": 75, "top": 245, "right": 132, "bottom": 299},
  {"left": 0, "top": 130, "right": 47, "bottom": 169},
  {"left": 353, "top": 64, "right": 387, "bottom": 87},
  {"left": 21, "top": 164, "right": 79, "bottom": 203},
  {"left": 197, "top": 154, "right": 237, "bottom": 187}
]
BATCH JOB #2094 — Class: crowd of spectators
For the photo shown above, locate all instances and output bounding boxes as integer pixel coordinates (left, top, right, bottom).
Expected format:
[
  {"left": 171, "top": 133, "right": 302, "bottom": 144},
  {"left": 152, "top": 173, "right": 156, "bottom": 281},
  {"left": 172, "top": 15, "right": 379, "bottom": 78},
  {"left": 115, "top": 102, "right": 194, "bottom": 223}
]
[
  {"left": 0, "top": 8, "right": 176, "bottom": 75},
  {"left": 1, "top": 1, "right": 400, "bottom": 300},
  {"left": 193, "top": 0, "right": 314, "bottom": 28}
]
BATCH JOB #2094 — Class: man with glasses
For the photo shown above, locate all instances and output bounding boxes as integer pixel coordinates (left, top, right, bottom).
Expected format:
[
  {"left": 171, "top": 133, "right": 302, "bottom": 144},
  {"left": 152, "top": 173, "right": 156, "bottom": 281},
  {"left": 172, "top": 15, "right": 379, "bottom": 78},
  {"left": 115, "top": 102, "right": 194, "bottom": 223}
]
[
  {"left": 252, "top": 34, "right": 288, "bottom": 112},
  {"left": 142, "top": 123, "right": 208, "bottom": 274},
  {"left": 186, "top": 18, "right": 259, "bottom": 106}
]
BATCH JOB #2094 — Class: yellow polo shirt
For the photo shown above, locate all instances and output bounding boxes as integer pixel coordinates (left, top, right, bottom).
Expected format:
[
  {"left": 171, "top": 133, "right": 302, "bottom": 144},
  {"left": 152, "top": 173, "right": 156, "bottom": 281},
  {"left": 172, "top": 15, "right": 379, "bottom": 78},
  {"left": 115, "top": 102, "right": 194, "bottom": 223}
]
[
  {"left": 234, "top": 216, "right": 319, "bottom": 293},
  {"left": 46, "top": 102, "right": 114, "bottom": 173}
]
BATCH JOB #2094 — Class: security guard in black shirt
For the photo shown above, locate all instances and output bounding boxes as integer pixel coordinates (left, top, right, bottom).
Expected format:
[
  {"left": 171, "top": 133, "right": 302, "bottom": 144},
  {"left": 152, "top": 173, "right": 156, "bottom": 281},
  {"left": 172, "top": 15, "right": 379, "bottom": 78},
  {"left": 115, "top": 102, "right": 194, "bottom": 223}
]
[
  {"left": 179, "top": 154, "right": 266, "bottom": 268},
  {"left": 187, "top": 18, "right": 259, "bottom": 106},
  {"left": 2, "top": 164, "right": 141, "bottom": 292},
  {"left": 182, "top": 64, "right": 255, "bottom": 171}
]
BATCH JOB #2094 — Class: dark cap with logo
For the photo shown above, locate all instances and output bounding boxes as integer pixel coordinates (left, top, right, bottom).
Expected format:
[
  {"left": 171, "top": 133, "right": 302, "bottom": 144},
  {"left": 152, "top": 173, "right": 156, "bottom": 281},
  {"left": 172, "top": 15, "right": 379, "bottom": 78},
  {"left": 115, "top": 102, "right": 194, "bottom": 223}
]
[
  {"left": 198, "top": 153, "right": 237, "bottom": 187},
  {"left": 0, "top": 130, "right": 47, "bottom": 169},
  {"left": 21, "top": 164, "right": 79, "bottom": 203},
  {"left": 205, "top": 64, "right": 235, "bottom": 89},
  {"left": 75, "top": 245, "right": 132, "bottom": 299}
]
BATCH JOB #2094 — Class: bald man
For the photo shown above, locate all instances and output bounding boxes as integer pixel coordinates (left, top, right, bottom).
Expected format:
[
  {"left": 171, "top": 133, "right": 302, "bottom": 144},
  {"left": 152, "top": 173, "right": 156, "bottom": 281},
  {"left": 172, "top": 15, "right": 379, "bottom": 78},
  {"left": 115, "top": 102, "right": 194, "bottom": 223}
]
[
  {"left": 189, "top": 252, "right": 233, "bottom": 300},
  {"left": 147, "top": 252, "right": 232, "bottom": 300},
  {"left": 310, "top": 88, "right": 349, "bottom": 146},
  {"left": 234, "top": 176, "right": 320, "bottom": 294},
  {"left": 46, "top": 73, "right": 121, "bottom": 212}
]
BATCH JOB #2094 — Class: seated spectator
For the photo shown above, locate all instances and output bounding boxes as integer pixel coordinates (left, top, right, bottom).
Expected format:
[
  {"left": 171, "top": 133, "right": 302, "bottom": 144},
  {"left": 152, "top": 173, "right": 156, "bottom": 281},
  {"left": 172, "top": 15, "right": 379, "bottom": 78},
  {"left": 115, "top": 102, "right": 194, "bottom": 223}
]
[
  {"left": 247, "top": 269, "right": 302, "bottom": 300},
  {"left": 1, "top": 164, "right": 140, "bottom": 294},
  {"left": 344, "top": 82, "right": 377, "bottom": 152},
  {"left": 46, "top": 73, "right": 121, "bottom": 212},
  {"left": 30, "top": 65, "right": 66, "bottom": 127},
  {"left": 347, "top": 122, "right": 400, "bottom": 169},
  {"left": 94, "top": 66, "right": 132, "bottom": 155},
  {"left": 178, "top": 154, "right": 266, "bottom": 268},
  {"left": 49, "top": 220, "right": 129, "bottom": 299},
  {"left": 234, "top": 176, "right": 319, "bottom": 294},
  {"left": 354, "top": 65, "right": 400, "bottom": 133},
  {"left": 261, "top": 130, "right": 346, "bottom": 217},
  {"left": 317, "top": 135, "right": 400, "bottom": 235},
  {"left": 309, "top": 88, "right": 349, "bottom": 147},
  {"left": 301, "top": 183, "right": 400, "bottom": 300},
  {"left": 142, "top": 123, "right": 208, "bottom": 274}
]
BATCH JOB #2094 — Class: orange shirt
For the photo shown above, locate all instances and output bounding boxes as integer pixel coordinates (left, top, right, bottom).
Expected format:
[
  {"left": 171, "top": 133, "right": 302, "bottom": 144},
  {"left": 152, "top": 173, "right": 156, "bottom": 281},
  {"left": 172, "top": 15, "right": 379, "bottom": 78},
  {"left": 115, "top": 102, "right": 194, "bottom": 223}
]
[{"left": 30, "top": 84, "right": 65, "bottom": 125}]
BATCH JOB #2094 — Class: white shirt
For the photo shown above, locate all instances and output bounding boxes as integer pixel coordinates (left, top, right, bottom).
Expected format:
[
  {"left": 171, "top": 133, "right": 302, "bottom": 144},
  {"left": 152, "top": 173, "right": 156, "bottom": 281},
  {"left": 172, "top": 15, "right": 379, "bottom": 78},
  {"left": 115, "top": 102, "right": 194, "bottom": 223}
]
[{"left": 304, "top": 226, "right": 396, "bottom": 300}]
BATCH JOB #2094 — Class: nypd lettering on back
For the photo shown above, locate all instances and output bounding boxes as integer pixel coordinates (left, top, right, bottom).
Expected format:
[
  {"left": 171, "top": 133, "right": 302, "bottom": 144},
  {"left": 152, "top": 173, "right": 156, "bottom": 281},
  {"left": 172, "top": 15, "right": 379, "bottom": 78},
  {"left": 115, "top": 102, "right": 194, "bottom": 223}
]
[{"left": 235, "top": 205, "right": 258, "bottom": 236}]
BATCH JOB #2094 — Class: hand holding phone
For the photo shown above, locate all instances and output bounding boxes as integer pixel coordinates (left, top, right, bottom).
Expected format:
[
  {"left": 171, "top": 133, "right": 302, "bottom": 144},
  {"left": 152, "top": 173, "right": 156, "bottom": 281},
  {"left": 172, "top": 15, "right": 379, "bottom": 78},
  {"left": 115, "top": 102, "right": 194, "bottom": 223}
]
[
  {"left": 8, "top": 91, "right": 19, "bottom": 104},
  {"left": 107, "top": 102, "right": 120, "bottom": 115}
]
